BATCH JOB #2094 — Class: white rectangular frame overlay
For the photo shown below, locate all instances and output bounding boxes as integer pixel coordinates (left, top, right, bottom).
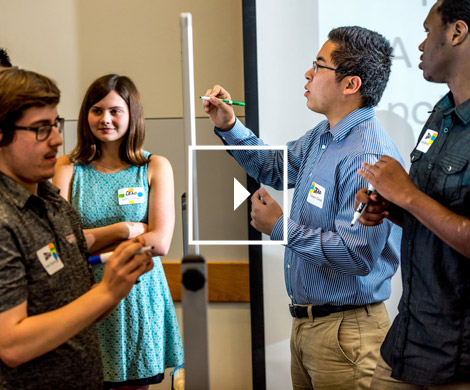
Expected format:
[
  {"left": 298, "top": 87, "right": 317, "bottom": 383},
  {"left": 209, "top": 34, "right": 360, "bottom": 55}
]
[{"left": 188, "top": 145, "right": 288, "bottom": 245}]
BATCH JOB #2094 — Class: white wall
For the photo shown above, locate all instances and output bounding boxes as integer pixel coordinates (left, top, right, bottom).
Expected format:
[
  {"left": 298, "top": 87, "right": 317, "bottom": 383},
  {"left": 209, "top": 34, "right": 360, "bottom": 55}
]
[
  {"left": 0, "top": 0, "right": 244, "bottom": 120},
  {"left": 255, "top": 1, "right": 448, "bottom": 388},
  {"left": 151, "top": 303, "right": 252, "bottom": 390}
]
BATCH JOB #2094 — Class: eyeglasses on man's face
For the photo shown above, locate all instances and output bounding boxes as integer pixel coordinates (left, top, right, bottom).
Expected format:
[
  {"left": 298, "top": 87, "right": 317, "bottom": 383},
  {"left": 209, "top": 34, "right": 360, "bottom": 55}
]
[
  {"left": 312, "top": 60, "right": 351, "bottom": 75},
  {"left": 12, "top": 117, "right": 64, "bottom": 141}
]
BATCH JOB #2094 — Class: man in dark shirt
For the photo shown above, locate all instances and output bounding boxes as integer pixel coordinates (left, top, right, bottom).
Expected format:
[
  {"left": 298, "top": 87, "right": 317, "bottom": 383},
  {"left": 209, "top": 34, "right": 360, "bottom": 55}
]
[
  {"left": 355, "top": 0, "right": 470, "bottom": 388},
  {"left": 0, "top": 68, "right": 154, "bottom": 390},
  {"left": 0, "top": 48, "right": 12, "bottom": 69}
]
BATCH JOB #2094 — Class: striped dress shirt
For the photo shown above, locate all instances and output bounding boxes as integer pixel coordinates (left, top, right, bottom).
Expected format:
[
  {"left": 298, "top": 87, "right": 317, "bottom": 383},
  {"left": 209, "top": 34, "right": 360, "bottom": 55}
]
[{"left": 216, "top": 107, "right": 403, "bottom": 305}]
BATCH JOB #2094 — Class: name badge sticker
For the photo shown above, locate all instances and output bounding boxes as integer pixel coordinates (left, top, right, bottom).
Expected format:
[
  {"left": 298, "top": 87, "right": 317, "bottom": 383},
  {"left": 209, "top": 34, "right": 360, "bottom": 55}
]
[
  {"left": 307, "top": 181, "right": 325, "bottom": 209},
  {"left": 37, "top": 243, "right": 64, "bottom": 275},
  {"left": 118, "top": 187, "right": 145, "bottom": 205},
  {"left": 416, "top": 129, "right": 438, "bottom": 153}
]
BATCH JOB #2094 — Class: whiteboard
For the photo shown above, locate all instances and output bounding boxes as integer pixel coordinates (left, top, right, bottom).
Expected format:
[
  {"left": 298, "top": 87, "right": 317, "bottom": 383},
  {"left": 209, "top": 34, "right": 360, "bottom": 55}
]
[{"left": 251, "top": 1, "right": 447, "bottom": 388}]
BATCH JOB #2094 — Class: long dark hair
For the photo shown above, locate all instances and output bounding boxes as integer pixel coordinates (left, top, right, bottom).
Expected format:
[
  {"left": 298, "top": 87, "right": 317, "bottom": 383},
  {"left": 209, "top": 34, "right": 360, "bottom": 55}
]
[{"left": 71, "top": 74, "right": 149, "bottom": 166}]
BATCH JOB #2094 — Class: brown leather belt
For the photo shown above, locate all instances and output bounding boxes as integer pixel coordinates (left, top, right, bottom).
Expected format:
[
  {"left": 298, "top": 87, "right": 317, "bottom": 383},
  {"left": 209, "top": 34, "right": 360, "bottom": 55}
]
[{"left": 289, "top": 304, "right": 366, "bottom": 318}]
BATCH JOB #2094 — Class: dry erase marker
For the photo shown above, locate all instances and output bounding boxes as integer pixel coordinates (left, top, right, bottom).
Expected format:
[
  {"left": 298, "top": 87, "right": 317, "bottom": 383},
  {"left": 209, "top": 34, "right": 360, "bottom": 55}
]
[
  {"left": 200, "top": 96, "right": 245, "bottom": 106},
  {"left": 88, "top": 246, "right": 154, "bottom": 265},
  {"left": 350, "top": 184, "right": 375, "bottom": 226}
]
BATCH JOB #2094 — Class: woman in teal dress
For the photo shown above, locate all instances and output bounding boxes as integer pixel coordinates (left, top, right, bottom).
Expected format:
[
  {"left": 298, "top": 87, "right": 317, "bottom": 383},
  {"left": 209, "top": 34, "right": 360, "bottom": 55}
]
[{"left": 53, "top": 74, "right": 184, "bottom": 390}]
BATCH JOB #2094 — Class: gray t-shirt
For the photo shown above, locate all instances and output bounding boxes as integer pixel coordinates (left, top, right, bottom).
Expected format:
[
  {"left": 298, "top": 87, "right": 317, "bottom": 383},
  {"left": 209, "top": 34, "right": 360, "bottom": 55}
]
[{"left": 0, "top": 173, "right": 103, "bottom": 390}]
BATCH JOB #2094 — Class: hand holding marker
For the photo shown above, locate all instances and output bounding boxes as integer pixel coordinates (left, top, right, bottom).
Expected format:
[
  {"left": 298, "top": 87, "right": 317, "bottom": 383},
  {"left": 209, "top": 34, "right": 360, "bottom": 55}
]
[
  {"left": 350, "top": 184, "right": 375, "bottom": 226},
  {"left": 200, "top": 96, "right": 245, "bottom": 106},
  {"left": 89, "top": 246, "right": 154, "bottom": 265}
]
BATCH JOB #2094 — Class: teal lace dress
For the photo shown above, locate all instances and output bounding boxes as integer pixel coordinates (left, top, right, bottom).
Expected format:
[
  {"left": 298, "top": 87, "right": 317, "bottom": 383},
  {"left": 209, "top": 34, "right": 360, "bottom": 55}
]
[{"left": 71, "top": 152, "right": 184, "bottom": 385}]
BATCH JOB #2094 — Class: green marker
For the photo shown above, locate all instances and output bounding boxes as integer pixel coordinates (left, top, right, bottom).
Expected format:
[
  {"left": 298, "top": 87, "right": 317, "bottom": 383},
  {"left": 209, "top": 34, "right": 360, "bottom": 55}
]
[{"left": 200, "top": 96, "right": 245, "bottom": 106}]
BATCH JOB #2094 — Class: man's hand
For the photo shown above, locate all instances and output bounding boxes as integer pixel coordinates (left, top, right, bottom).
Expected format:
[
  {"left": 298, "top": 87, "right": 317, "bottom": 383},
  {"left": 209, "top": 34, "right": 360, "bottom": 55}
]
[
  {"left": 354, "top": 188, "right": 390, "bottom": 226},
  {"left": 202, "top": 85, "right": 236, "bottom": 131},
  {"left": 250, "top": 188, "right": 283, "bottom": 235},
  {"left": 0, "top": 237, "right": 154, "bottom": 368},
  {"left": 99, "top": 238, "right": 153, "bottom": 302},
  {"left": 358, "top": 155, "right": 418, "bottom": 208}
]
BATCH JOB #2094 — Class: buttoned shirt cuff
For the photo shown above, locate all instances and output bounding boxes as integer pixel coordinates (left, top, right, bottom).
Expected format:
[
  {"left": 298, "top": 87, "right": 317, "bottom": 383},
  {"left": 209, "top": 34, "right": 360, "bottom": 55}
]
[
  {"left": 270, "top": 215, "right": 288, "bottom": 242},
  {"left": 214, "top": 118, "right": 249, "bottom": 143}
]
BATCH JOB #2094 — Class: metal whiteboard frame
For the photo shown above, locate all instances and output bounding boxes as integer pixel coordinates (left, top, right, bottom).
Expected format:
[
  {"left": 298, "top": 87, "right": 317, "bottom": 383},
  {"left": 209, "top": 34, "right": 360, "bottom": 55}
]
[
  {"left": 180, "top": 12, "right": 209, "bottom": 390},
  {"left": 181, "top": 12, "right": 199, "bottom": 256}
]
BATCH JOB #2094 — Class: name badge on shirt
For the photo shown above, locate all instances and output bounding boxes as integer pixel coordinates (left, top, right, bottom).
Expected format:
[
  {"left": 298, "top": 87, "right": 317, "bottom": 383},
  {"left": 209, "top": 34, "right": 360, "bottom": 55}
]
[
  {"left": 307, "top": 181, "right": 325, "bottom": 209},
  {"left": 118, "top": 187, "right": 145, "bottom": 205},
  {"left": 416, "top": 129, "right": 438, "bottom": 153},
  {"left": 37, "top": 243, "right": 64, "bottom": 275}
]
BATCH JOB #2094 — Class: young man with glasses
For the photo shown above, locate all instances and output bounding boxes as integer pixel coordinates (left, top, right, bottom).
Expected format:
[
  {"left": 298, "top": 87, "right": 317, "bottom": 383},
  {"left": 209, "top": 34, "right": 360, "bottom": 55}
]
[
  {"left": 357, "top": 1, "right": 470, "bottom": 388},
  {"left": 203, "top": 26, "right": 402, "bottom": 389},
  {"left": 0, "top": 68, "right": 154, "bottom": 390}
]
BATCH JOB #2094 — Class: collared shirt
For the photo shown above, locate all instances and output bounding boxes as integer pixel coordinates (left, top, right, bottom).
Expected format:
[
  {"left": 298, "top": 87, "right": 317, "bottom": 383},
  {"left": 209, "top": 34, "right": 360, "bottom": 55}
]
[
  {"left": 381, "top": 93, "right": 470, "bottom": 385},
  {"left": 0, "top": 174, "right": 103, "bottom": 390},
  {"left": 216, "top": 107, "right": 403, "bottom": 305}
]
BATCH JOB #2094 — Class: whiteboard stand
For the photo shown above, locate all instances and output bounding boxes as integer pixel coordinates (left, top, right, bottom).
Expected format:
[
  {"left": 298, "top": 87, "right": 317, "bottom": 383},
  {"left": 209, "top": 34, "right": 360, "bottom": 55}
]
[{"left": 180, "top": 12, "right": 210, "bottom": 390}]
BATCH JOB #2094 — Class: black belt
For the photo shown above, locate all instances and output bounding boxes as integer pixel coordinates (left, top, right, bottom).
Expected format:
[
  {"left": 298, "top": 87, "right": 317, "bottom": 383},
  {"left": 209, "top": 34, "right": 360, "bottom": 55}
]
[{"left": 289, "top": 304, "right": 366, "bottom": 318}]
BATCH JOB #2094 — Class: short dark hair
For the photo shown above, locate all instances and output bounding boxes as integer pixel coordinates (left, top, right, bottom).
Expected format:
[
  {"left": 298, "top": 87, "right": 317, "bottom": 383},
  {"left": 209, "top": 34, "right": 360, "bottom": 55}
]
[
  {"left": 328, "top": 26, "right": 393, "bottom": 108},
  {"left": 436, "top": 0, "right": 470, "bottom": 27},
  {"left": 71, "top": 74, "right": 148, "bottom": 166},
  {"left": 0, "top": 48, "right": 12, "bottom": 68},
  {"left": 0, "top": 68, "right": 60, "bottom": 146}
]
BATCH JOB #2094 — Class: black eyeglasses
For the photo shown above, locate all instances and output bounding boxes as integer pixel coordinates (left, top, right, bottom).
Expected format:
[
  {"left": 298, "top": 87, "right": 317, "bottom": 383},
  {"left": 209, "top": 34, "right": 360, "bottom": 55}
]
[
  {"left": 12, "top": 117, "right": 64, "bottom": 141},
  {"left": 312, "top": 60, "right": 350, "bottom": 75}
]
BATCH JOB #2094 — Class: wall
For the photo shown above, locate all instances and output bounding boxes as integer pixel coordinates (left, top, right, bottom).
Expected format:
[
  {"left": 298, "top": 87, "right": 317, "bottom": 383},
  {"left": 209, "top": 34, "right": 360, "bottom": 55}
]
[
  {"left": 153, "top": 304, "right": 252, "bottom": 390},
  {"left": 0, "top": 0, "right": 245, "bottom": 120}
]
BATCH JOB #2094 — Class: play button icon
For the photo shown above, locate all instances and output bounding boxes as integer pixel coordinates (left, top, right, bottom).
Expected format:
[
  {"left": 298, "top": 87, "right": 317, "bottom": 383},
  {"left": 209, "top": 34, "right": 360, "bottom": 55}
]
[
  {"left": 233, "top": 178, "right": 250, "bottom": 211},
  {"left": 188, "top": 144, "right": 288, "bottom": 245}
]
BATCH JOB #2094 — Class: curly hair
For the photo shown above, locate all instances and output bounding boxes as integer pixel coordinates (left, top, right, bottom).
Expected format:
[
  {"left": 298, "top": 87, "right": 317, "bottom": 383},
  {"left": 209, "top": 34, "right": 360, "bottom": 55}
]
[
  {"left": 436, "top": 0, "right": 470, "bottom": 26},
  {"left": 0, "top": 48, "right": 12, "bottom": 68},
  {"left": 328, "top": 26, "right": 393, "bottom": 108}
]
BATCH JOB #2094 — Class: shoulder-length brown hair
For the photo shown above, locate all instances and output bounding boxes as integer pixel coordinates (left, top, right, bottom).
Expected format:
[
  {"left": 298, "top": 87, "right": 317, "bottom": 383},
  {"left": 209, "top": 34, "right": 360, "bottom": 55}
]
[{"left": 70, "top": 74, "right": 149, "bottom": 166}]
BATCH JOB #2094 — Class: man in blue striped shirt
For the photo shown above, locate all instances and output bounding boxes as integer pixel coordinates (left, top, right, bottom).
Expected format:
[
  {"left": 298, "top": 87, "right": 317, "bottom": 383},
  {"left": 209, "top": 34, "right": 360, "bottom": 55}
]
[{"left": 203, "top": 26, "right": 403, "bottom": 390}]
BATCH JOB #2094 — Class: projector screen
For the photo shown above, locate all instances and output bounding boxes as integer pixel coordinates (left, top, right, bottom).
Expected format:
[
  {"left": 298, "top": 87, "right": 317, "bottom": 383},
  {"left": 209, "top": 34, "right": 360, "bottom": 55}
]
[{"left": 251, "top": 1, "right": 447, "bottom": 388}]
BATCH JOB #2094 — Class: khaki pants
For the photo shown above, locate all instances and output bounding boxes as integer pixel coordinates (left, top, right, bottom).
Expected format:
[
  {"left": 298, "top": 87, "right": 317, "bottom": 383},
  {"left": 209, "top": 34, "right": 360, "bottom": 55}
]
[
  {"left": 370, "top": 354, "right": 470, "bottom": 390},
  {"left": 290, "top": 302, "right": 390, "bottom": 390}
]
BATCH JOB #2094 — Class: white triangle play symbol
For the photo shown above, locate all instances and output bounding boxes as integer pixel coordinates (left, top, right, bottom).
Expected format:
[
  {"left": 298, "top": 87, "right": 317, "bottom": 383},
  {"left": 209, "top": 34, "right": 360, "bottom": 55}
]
[{"left": 233, "top": 178, "right": 250, "bottom": 211}]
